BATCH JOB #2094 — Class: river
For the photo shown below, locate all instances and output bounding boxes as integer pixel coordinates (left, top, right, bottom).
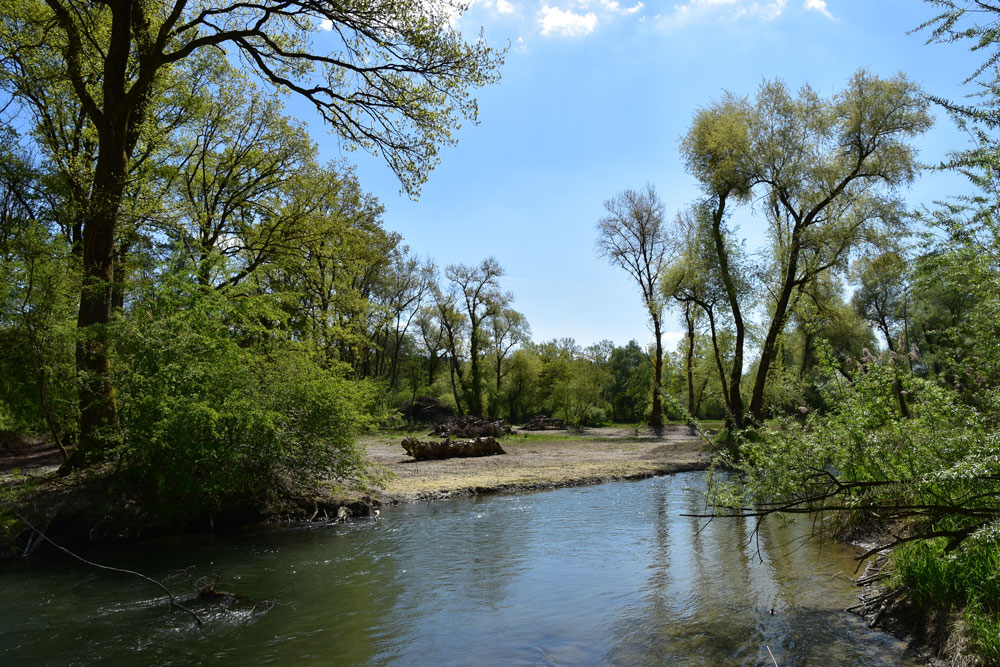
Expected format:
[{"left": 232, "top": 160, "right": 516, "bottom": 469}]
[{"left": 1, "top": 472, "right": 920, "bottom": 665}]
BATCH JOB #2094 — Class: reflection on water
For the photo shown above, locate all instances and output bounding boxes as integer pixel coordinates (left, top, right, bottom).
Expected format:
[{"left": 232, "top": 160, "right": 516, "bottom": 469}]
[{"left": 0, "top": 473, "right": 920, "bottom": 665}]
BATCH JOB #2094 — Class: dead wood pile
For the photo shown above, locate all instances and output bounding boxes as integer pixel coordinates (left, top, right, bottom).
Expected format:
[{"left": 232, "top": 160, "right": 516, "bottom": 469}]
[
  {"left": 429, "top": 416, "right": 513, "bottom": 438},
  {"left": 521, "top": 416, "right": 565, "bottom": 431}
]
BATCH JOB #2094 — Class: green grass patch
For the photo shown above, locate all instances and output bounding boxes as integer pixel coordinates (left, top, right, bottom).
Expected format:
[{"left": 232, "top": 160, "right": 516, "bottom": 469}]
[{"left": 892, "top": 537, "right": 1000, "bottom": 661}]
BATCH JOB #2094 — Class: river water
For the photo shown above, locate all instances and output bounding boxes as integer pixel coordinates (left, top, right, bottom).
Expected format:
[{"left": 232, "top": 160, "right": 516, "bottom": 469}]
[{"left": 1, "top": 472, "right": 920, "bottom": 665}]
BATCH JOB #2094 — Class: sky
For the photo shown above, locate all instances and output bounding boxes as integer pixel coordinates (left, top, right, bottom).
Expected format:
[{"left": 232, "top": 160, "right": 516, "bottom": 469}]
[{"left": 299, "top": 0, "right": 983, "bottom": 353}]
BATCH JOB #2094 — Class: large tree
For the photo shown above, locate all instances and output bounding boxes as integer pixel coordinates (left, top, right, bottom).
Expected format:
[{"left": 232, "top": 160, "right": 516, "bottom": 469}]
[
  {"left": 596, "top": 184, "right": 672, "bottom": 427},
  {"left": 0, "top": 0, "right": 503, "bottom": 465},
  {"left": 682, "top": 70, "right": 931, "bottom": 425}
]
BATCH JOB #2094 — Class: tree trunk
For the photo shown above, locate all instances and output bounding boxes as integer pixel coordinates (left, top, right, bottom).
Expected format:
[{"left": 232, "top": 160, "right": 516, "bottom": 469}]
[
  {"left": 469, "top": 328, "right": 483, "bottom": 419},
  {"left": 57, "top": 0, "right": 160, "bottom": 471},
  {"left": 749, "top": 228, "right": 802, "bottom": 423},
  {"left": 684, "top": 302, "right": 696, "bottom": 415},
  {"left": 799, "top": 330, "right": 814, "bottom": 381},
  {"left": 702, "top": 304, "right": 730, "bottom": 403},
  {"left": 66, "top": 149, "right": 127, "bottom": 469},
  {"left": 449, "top": 355, "right": 464, "bottom": 415},
  {"left": 427, "top": 351, "right": 438, "bottom": 387},
  {"left": 649, "top": 313, "right": 664, "bottom": 427},
  {"left": 882, "top": 323, "right": 911, "bottom": 419},
  {"left": 708, "top": 194, "right": 746, "bottom": 429}
]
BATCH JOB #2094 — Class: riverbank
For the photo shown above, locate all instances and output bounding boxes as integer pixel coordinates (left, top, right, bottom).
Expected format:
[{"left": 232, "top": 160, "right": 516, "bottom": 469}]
[
  {"left": 363, "top": 424, "right": 713, "bottom": 503},
  {"left": 0, "top": 424, "right": 713, "bottom": 553}
]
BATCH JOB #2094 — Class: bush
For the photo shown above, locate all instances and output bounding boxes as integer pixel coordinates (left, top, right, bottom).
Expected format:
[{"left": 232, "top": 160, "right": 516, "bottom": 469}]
[{"left": 109, "top": 278, "right": 377, "bottom": 526}]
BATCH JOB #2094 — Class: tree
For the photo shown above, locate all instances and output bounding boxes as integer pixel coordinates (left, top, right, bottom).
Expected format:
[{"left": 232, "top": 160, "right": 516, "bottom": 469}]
[
  {"left": 269, "top": 163, "right": 393, "bottom": 370},
  {"left": 415, "top": 305, "right": 447, "bottom": 389},
  {"left": 661, "top": 205, "right": 749, "bottom": 422},
  {"left": 682, "top": 70, "right": 931, "bottom": 425},
  {"left": 607, "top": 340, "right": 653, "bottom": 423},
  {"left": 0, "top": 0, "right": 504, "bottom": 466},
  {"left": 853, "top": 251, "right": 912, "bottom": 416},
  {"left": 503, "top": 348, "right": 540, "bottom": 423},
  {"left": 381, "top": 253, "right": 435, "bottom": 392},
  {"left": 168, "top": 67, "right": 319, "bottom": 289},
  {"left": 432, "top": 284, "right": 468, "bottom": 415},
  {"left": 488, "top": 306, "right": 530, "bottom": 418},
  {"left": 445, "top": 257, "right": 506, "bottom": 419},
  {"left": 596, "top": 184, "right": 672, "bottom": 427}
]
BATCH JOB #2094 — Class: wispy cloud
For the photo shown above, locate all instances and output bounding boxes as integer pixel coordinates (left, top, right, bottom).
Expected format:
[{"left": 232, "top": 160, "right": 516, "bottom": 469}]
[
  {"left": 658, "top": 0, "right": 789, "bottom": 29},
  {"left": 601, "top": 0, "right": 645, "bottom": 14}
]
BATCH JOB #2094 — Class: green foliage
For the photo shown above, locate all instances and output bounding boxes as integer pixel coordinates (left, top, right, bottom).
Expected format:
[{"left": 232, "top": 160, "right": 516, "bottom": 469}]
[
  {"left": 709, "top": 347, "right": 1000, "bottom": 658},
  {"left": 608, "top": 340, "right": 653, "bottom": 422},
  {"left": 110, "top": 274, "right": 376, "bottom": 525},
  {"left": 0, "top": 130, "right": 77, "bottom": 440},
  {"left": 713, "top": 355, "right": 996, "bottom": 510}
]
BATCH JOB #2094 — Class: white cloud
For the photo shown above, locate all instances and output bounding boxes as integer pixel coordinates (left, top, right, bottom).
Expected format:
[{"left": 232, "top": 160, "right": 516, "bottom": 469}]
[
  {"left": 803, "top": 0, "right": 834, "bottom": 20},
  {"left": 319, "top": 18, "right": 333, "bottom": 30},
  {"left": 496, "top": 0, "right": 517, "bottom": 13},
  {"left": 600, "top": 0, "right": 644, "bottom": 14},
  {"left": 660, "top": 0, "right": 788, "bottom": 28},
  {"left": 538, "top": 4, "right": 599, "bottom": 36}
]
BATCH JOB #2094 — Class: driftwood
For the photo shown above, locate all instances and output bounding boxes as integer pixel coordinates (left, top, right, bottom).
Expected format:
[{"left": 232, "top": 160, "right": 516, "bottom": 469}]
[
  {"left": 401, "top": 436, "right": 506, "bottom": 461},
  {"left": 521, "top": 415, "right": 565, "bottom": 431},
  {"left": 429, "top": 416, "right": 513, "bottom": 438}
]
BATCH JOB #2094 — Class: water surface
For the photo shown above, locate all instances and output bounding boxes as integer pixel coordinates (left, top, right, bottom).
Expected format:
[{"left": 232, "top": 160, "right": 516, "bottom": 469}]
[{"left": 1, "top": 472, "right": 919, "bottom": 665}]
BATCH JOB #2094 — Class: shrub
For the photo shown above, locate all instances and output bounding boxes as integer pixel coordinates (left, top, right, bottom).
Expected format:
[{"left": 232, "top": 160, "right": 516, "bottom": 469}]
[{"left": 109, "top": 277, "right": 376, "bottom": 526}]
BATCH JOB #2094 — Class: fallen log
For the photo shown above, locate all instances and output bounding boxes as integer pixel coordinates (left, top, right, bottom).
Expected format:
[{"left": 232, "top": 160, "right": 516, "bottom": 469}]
[{"left": 401, "top": 436, "right": 506, "bottom": 461}]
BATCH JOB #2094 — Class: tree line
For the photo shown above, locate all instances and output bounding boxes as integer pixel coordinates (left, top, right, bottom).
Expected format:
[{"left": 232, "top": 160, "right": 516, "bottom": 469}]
[{"left": 0, "top": 0, "right": 505, "bottom": 521}]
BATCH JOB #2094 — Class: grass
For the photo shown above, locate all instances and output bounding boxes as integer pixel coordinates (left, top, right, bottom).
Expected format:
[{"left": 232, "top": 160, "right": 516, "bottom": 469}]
[{"left": 892, "top": 537, "right": 1000, "bottom": 661}]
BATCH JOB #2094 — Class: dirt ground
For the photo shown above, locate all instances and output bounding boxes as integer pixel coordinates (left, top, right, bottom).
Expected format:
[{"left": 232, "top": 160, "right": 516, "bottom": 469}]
[
  {"left": 0, "top": 431, "right": 64, "bottom": 484},
  {"left": 362, "top": 424, "right": 714, "bottom": 503}
]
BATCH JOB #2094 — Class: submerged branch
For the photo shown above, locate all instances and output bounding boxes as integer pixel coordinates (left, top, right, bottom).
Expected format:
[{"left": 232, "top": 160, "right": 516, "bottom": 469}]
[{"left": 9, "top": 508, "right": 203, "bottom": 626}]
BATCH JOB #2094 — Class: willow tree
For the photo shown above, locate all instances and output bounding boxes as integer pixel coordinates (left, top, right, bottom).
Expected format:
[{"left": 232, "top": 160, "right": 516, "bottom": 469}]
[
  {"left": 0, "top": 0, "right": 503, "bottom": 466},
  {"left": 682, "top": 70, "right": 931, "bottom": 425},
  {"left": 661, "top": 205, "right": 751, "bottom": 423},
  {"left": 596, "top": 185, "right": 672, "bottom": 427}
]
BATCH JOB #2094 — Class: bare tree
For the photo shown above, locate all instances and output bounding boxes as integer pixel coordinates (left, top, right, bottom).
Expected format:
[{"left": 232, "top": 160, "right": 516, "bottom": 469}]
[{"left": 596, "top": 184, "right": 672, "bottom": 427}]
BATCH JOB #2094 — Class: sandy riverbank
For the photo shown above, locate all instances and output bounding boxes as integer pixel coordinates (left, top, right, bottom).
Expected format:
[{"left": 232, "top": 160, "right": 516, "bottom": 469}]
[{"left": 362, "top": 424, "right": 713, "bottom": 504}]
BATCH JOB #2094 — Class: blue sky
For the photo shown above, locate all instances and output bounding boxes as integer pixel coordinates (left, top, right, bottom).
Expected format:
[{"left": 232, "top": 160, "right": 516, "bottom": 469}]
[{"left": 306, "top": 0, "right": 982, "bottom": 353}]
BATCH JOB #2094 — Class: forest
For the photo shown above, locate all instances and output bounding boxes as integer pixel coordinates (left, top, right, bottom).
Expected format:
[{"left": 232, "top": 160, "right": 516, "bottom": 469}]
[{"left": 0, "top": 0, "right": 999, "bottom": 663}]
